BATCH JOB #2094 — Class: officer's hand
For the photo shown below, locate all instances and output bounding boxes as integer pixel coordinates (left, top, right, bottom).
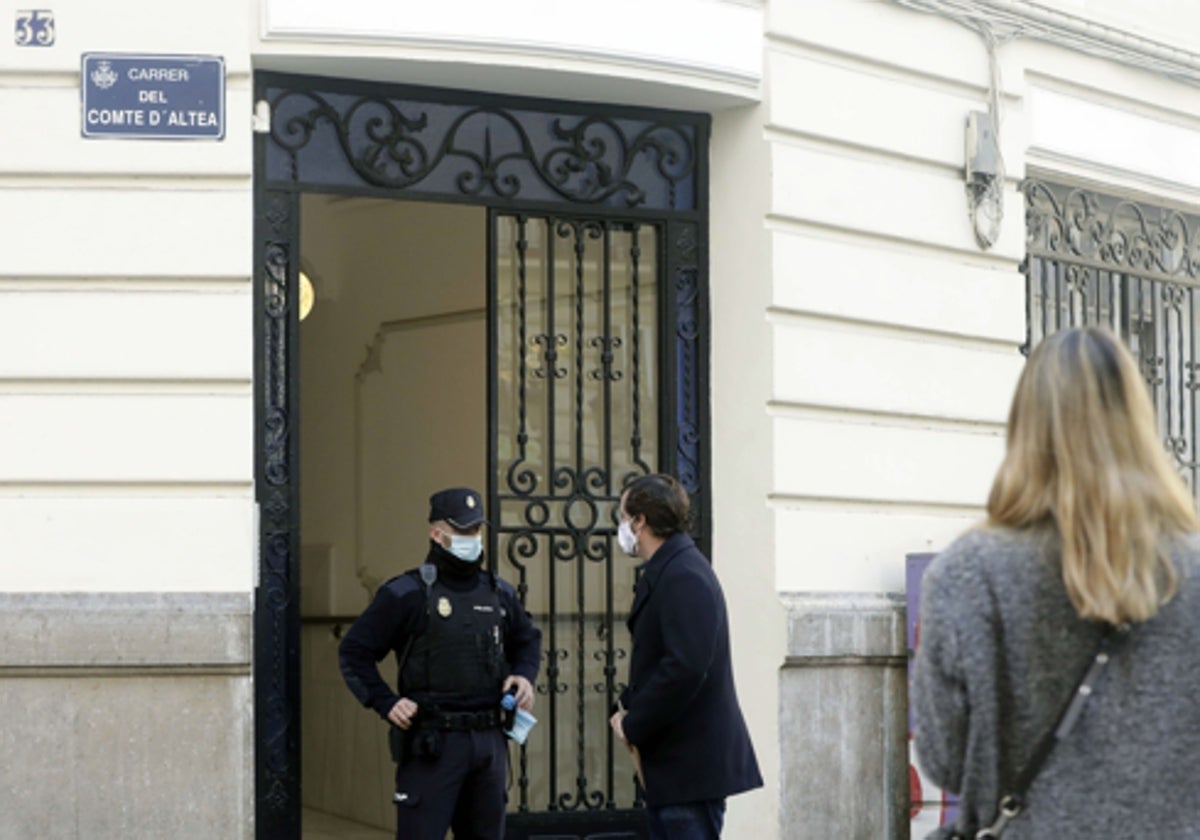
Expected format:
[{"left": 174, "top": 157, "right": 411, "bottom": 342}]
[
  {"left": 503, "top": 675, "right": 535, "bottom": 711},
  {"left": 388, "top": 698, "right": 419, "bottom": 730}
]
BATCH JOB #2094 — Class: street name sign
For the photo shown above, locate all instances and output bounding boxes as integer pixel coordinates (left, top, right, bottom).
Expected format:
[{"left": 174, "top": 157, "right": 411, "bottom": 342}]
[{"left": 81, "top": 53, "right": 225, "bottom": 140}]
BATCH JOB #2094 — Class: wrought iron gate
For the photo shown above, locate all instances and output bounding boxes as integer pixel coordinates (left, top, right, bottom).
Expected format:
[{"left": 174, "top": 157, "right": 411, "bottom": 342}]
[
  {"left": 1023, "top": 178, "right": 1200, "bottom": 493},
  {"left": 253, "top": 73, "right": 709, "bottom": 838},
  {"left": 490, "top": 212, "right": 657, "bottom": 834}
]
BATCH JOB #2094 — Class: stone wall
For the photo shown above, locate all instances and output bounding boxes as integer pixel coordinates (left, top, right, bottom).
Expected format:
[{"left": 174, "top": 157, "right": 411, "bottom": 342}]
[
  {"left": 780, "top": 594, "right": 908, "bottom": 839},
  {"left": 0, "top": 593, "right": 253, "bottom": 839}
]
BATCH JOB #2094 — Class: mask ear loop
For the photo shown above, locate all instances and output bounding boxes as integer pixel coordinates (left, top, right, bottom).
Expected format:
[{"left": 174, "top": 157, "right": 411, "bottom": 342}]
[
  {"left": 630, "top": 517, "right": 644, "bottom": 555},
  {"left": 432, "top": 526, "right": 452, "bottom": 550}
]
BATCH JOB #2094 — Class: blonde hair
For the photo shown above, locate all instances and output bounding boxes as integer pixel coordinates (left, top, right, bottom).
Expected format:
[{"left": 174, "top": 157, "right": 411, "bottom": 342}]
[{"left": 988, "top": 326, "right": 1198, "bottom": 623}]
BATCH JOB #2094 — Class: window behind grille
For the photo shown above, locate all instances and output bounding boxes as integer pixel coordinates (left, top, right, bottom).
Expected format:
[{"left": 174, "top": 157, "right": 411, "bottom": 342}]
[{"left": 1023, "top": 179, "right": 1200, "bottom": 492}]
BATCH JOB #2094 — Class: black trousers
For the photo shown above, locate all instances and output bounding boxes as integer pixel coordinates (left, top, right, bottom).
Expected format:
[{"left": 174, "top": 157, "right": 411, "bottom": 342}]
[{"left": 394, "top": 728, "right": 507, "bottom": 840}]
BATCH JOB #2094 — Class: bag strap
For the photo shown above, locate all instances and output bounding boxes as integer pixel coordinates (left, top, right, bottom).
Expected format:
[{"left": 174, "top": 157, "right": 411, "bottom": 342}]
[{"left": 971, "top": 622, "right": 1130, "bottom": 839}]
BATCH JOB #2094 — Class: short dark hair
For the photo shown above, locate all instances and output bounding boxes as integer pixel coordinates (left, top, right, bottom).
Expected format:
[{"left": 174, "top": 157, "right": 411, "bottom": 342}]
[{"left": 621, "top": 473, "right": 691, "bottom": 538}]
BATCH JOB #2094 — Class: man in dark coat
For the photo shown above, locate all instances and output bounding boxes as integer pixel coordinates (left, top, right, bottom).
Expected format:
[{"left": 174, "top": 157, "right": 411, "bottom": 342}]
[
  {"left": 609, "top": 474, "right": 761, "bottom": 840},
  {"left": 339, "top": 486, "right": 542, "bottom": 840}
]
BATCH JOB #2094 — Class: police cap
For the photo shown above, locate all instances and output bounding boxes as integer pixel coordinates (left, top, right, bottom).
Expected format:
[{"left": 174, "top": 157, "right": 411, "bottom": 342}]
[{"left": 428, "top": 487, "right": 486, "bottom": 530}]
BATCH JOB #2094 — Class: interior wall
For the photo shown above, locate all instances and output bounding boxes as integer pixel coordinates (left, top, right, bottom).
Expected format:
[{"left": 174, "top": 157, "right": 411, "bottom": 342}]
[{"left": 298, "top": 196, "right": 486, "bottom": 827}]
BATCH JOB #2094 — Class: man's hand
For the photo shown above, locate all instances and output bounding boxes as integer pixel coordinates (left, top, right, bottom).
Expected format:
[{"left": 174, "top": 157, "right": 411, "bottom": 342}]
[
  {"left": 502, "top": 675, "right": 535, "bottom": 711},
  {"left": 387, "top": 697, "right": 419, "bottom": 730},
  {"left": 610, "top": 708, "right": 643, "bottom": 785},
  {"left": 609, "top": 709, "right": 628, "bottom": 745}
]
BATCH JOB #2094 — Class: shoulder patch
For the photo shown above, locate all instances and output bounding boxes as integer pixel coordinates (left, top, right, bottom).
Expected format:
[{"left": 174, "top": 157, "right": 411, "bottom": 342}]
[{"left": 381, "top": 572, "right": 423, "bottom": 598}]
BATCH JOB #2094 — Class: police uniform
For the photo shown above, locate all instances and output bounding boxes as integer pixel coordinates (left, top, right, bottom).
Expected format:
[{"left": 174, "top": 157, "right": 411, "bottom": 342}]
[{"left": 339, "top": 488, "right": 542, "bottom": 840}]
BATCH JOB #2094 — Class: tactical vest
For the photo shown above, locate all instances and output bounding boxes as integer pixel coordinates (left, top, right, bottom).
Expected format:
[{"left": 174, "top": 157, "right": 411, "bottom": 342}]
[{"left": 399, "top": 567, "right": 508, "bottom": 705}]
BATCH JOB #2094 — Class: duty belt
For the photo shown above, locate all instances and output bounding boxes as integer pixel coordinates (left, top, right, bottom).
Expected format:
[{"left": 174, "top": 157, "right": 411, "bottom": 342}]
[{"left": 427, "top": 709, "right": 501, "bottom": 732}]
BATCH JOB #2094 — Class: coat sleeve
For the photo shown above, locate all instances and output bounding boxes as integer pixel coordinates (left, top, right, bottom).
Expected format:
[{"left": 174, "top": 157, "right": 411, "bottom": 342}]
[
  {"left": 338, "top": 583, "right": 412, "bottom": 720},
  {"left": 622, "top": 567, "right": 719, "bottom": 747},
  {"left": 912, "top": 557, "right": 970, "bottom": 793},
  {"left": 501, "top": 582, "right": 543, "bottom": 683}
]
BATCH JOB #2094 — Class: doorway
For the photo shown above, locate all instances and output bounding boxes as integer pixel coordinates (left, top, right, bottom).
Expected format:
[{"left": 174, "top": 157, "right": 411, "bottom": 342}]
[
  {"left": 297, "top": 196, "right": 487, "bottom": 835},
  {"left": 253, "top": 72, "right": 710, "bottom": 839}
]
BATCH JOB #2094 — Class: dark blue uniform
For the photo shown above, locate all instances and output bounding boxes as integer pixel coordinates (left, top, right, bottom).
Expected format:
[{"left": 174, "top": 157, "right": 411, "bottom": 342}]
[{"left": 339, "top": 543, "right": 542, "bottom": 840}]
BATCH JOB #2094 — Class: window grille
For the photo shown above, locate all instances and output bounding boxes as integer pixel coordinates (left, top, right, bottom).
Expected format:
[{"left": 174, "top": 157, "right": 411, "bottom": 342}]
[{"left": 1024, "top": 179, "right": 1200, "bottom": 492}]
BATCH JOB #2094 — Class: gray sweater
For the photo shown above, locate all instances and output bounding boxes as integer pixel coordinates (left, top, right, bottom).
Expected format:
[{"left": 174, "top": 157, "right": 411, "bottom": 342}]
[{"left": 913, "top": 525, "right": 1200, "bottom": 839}]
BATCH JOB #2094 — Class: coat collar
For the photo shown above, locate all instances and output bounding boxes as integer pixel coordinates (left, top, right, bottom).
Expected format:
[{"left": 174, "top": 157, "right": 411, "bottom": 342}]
[{"left": 627, "top": 532, "right": 695, "bottom": 628}]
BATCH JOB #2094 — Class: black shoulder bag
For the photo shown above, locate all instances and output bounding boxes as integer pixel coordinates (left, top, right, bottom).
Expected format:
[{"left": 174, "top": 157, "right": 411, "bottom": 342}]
[{"left": 944, "top": 623, "right": 1129, "bottom": 840}]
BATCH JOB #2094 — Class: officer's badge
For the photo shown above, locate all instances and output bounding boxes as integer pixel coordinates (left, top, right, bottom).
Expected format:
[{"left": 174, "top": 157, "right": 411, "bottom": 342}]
[
  {"left": 466, "top": 495, "right": 476, "bottom": 508},
  {"left": 437, "top": 596, "right": 452, "bottom": 618}
]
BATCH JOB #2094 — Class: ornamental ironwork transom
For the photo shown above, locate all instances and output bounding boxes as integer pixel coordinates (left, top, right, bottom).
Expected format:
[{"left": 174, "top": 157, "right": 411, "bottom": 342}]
[
  {"left": 264, "top": 83, "right": 699, "bottom": 211},
  {"left": 1025, "top": 179, "right": 1200, "bottom": 285}
]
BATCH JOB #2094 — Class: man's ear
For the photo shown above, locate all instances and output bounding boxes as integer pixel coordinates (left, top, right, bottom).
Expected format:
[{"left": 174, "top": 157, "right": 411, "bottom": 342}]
[{"left": 429, "top": 525, "right": 444, "bottom": 544}]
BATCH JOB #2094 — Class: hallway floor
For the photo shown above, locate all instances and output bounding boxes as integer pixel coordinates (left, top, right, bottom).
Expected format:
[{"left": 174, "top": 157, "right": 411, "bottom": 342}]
[{"left": 302, "top": 808, "right": 392, "bottom": 840}]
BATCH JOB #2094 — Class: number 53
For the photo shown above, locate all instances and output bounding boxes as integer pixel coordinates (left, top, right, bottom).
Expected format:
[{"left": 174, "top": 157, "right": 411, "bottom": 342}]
[{"left": 15, "top": 10, "right": 55, "bottom": 47}]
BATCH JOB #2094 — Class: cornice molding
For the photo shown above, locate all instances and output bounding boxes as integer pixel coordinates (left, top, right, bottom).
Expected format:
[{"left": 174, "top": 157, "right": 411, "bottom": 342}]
[
  {"left": 261, "top": 0, "right": 763, "bottom": 102},
  {"left": 895, "top": 0, "right": 1200, "bottom": 88}
]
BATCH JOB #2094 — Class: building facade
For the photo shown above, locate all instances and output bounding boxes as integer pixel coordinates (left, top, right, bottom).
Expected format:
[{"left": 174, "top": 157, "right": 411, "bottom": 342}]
[{"left": 2, "top": 1, "right": 1199, "bottom": 838}]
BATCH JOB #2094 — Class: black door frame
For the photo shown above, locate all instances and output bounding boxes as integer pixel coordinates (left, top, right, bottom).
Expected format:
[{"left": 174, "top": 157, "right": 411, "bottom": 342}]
[{"left": 252, "top": 71, "right": 711, "bottom": 838}]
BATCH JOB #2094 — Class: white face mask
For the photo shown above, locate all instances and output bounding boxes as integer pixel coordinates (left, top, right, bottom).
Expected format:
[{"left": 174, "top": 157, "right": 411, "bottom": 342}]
[
  {"left": 617, "top": 519, "right": 639, "bottom": 556},
  {"left": 442, "top": 532, "right": 483, "bottom": 562}
]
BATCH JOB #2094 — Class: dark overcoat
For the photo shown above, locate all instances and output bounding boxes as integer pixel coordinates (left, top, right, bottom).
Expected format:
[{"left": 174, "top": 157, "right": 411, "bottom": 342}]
[{"left": 619, "top": 532, "right": 762, "bottom": 806}]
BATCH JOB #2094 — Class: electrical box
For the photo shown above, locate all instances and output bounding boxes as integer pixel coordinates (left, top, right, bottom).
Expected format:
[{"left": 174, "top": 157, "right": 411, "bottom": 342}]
[{"left": 965, "top": 110, "right": 999, "bottom": 183}]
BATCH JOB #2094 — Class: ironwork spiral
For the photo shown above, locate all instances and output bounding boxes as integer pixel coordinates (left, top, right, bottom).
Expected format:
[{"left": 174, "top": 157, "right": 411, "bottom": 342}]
[{"left": 267, "top": 88, "right": 698, "bottom": 211}]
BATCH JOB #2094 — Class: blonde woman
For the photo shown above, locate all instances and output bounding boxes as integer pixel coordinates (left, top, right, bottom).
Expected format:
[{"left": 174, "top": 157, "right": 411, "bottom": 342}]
[{"left": 913, "top": 326, "right": 1200, "bottom": 839}]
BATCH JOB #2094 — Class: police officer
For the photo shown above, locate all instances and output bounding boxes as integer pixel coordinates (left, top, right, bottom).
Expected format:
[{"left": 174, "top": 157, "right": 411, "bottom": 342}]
[{"left": 339, "top": 486, "right": 542, "bottom": 840}]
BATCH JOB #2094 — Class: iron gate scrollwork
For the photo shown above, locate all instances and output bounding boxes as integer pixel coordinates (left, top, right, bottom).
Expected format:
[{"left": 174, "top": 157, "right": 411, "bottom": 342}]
[
  {"left": 264, "top": 76, "right": 697, "bottom": 212},
  {"left": 490, "top": 212, "right": 660, "bottom": 823},
  {"left": 254, "top": 187, "right": 302, "bottom": 837},
  {"left": 1023, "top": 178, "right": 1200, "bottom": 492},
  {"left": 254, "top": 72, "right": 709, "bottom": 839}
]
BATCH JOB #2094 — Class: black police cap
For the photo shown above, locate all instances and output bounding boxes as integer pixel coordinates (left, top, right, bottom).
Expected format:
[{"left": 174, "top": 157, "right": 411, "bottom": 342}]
[{"left": 428, "top": 487, "right": 486, "bottom": 529}]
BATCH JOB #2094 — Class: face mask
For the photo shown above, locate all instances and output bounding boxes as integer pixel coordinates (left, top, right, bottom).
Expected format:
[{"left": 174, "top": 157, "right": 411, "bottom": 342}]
[
  {"left": 617, "top": 519, "right": 639, "bottom": 556},
  {"left": 442, "top": 532, "right": 483, "bottom": 563}
]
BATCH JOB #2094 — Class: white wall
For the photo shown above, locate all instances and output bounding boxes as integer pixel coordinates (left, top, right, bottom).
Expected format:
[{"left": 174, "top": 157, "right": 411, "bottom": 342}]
[
  {"left": 710, "top": 101, "right": 785, "bottom": 838},
  {"left": 761, "top": 4, "right": 1200, "bottom": 835},
  {"left": 766, "top": 1, "right": 1026, "bottom": 594},
  {"left": 760, "top": 0, "right": 1200, "bottom": 595},
  {"left": 0, "top": 0, "right": 255, "bottom": 593}
]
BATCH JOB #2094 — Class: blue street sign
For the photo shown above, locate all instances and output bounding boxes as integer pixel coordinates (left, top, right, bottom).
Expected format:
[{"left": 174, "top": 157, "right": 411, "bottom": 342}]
[{"left": 81, "top": 53, "right": 225, "bottom": 140}]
